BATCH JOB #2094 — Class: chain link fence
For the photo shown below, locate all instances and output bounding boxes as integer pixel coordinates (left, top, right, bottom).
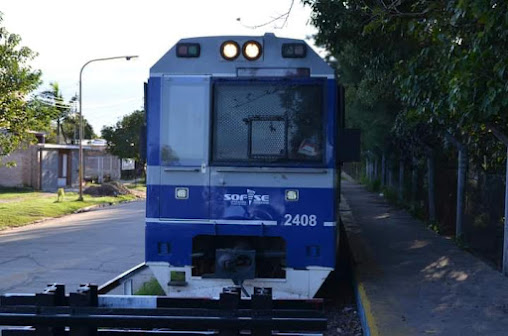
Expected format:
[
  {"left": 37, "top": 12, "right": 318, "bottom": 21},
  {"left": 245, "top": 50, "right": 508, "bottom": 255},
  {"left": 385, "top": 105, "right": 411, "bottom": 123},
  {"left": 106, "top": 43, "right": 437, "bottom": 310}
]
[{"left": 343, "top": 153, "right": 506, "bottom": 268}]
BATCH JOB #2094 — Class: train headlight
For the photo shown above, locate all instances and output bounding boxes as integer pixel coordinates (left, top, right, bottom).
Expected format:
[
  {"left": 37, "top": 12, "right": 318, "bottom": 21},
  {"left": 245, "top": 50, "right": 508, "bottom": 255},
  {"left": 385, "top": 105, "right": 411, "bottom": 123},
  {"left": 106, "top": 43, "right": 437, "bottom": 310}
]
[
  {"left": 285, "top": 190, "right": 299, "bottom": 201},
  {"left": 175, "top": 187, "right": 189, "bottom": 199},
  {"left": 243, "top": 41, "right": 262, "bottom": 61},
  {"left": 221, "top": 41, "right": 240, "bottom": 61}
]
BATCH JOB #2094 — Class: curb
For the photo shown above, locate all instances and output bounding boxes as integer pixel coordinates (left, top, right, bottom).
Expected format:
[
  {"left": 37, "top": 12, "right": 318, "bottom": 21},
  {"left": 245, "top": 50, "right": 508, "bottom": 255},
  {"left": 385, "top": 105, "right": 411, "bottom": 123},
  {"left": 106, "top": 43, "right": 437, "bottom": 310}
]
[
  {"left": 73, "top": 203, "right": 111, "bottom": 214},
  {"left": 340, "top": 194, "right": 378, "bottom": 336},
  {"left": 73, "top": 197, "right": 144, "bottom": 214},
  {"left": 353, "top": 279, "right": 379, "bottom": 336}
]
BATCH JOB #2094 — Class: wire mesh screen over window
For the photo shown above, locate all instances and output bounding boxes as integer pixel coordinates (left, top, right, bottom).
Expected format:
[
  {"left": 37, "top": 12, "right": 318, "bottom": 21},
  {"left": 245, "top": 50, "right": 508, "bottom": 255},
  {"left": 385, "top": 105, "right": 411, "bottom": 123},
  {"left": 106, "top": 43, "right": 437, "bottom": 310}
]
[{"left": 212, "top": 82, "right": 324, "bottom": 164}]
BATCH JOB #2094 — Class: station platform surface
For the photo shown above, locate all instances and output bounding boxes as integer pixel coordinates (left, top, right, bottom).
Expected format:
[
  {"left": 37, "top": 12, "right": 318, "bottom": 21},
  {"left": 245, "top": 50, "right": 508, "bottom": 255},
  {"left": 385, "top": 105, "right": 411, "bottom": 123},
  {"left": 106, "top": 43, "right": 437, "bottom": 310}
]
[{"left": 341, "top": 178, "right": 508, "bottom": 336}]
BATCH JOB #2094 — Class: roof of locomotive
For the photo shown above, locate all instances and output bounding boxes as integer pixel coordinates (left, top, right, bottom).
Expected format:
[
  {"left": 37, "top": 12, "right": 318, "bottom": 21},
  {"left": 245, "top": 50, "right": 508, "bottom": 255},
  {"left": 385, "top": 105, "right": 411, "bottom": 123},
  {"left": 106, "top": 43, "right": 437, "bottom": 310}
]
[{"left": 150, "top": 33, "right": 334, "bottom": 77}]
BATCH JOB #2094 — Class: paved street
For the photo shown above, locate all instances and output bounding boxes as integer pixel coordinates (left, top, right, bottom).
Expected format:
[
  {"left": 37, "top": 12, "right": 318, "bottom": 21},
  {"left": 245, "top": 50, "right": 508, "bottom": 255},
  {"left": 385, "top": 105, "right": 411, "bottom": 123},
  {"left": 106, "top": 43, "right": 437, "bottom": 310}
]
[{"left": 0, "top": 201, "right": 145, "bottom": 294}]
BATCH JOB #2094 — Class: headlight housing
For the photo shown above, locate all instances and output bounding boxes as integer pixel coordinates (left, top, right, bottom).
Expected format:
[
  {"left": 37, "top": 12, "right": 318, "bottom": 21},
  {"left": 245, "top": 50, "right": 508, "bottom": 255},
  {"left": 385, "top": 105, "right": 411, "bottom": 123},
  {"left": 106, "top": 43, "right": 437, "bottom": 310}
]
[{"left": 221, "top": 41, "right": 240, "bottom": 61}]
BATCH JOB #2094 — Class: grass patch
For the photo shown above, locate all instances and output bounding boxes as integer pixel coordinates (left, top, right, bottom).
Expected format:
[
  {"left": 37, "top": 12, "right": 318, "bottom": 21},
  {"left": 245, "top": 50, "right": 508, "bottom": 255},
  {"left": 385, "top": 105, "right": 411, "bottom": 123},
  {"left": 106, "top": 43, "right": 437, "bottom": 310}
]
[
  {"left": 126, "top": 184, "right": 147, "bottom": 193},
  {"left": 0, "top": 186, "right": 39, "bottom": 200},
  {"left": 135, "top": 278, "right": 165, "bottom": 296},
  {"left": 0, "top": 191, "right": 137, "bottom": 230}
]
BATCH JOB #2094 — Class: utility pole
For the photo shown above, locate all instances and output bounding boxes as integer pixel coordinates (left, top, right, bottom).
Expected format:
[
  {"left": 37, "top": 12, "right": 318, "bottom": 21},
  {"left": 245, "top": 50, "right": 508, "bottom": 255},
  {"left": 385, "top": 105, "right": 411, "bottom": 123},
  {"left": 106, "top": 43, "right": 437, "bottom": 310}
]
[{"left": 78, "top": 55, "right": 138, "bottom": 200}]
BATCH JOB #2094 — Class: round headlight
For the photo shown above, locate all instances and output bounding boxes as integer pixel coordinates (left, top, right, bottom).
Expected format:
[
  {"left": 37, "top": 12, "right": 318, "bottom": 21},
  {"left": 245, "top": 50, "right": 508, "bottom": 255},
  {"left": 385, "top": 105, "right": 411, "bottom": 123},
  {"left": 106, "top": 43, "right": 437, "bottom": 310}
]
[
  {"left": 243, "top": 41, "right": 262, "bottom": 61},
  {"left": 221, "top": 41, "right": 240, "bottom": 61}
]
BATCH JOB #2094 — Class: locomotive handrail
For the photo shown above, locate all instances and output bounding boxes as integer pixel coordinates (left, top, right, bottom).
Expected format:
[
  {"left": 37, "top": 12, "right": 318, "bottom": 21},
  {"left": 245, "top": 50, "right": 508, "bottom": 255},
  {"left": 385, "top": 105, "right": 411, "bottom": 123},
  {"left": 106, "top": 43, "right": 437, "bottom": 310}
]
[{"left": 215, "top": 167, "right": 328, "bottom": 174}]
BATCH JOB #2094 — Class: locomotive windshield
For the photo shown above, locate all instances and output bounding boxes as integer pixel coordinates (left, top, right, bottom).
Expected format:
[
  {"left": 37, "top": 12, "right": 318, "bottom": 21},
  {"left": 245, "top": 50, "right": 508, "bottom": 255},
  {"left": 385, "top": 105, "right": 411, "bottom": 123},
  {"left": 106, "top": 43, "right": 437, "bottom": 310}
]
[{"left": 212, "top": 80, "right": 324, "bottom": 164}]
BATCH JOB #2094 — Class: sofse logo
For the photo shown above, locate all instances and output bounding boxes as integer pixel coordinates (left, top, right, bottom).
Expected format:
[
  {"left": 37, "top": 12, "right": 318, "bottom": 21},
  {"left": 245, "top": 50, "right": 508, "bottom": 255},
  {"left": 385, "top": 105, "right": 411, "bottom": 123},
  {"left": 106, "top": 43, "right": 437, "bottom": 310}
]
[{"left": 224, "top": 189, "right": 270, "bottom": 206}]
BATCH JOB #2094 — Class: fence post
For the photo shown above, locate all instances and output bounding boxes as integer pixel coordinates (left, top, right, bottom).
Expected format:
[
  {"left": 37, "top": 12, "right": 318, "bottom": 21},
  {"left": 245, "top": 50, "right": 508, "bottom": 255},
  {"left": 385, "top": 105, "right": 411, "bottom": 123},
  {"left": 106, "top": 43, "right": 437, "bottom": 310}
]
[
  {"left": 446, "top": 133, "right": 467, "bottom": 240},
  {"left": 98, "top": 156, "right": 104, "bottom": 184},
  {"left": 456, "top": 146, "right": 467, "bottom": 239},
  {"left": 388, "top": 159, "right": 393, "bottom": 187},
  {"left": 505, "top": 147, "right": 508, "bottom": 275},
  {"left": 399, "top": 159, "right": 404, "bottom": 202},
  {"left": 36, "top": 284, "right": 66, "bottom": 336},
  {"left": 426, "top": 148, "right": 436, "bottom": 222},
  {"left": 411, "top": 157, "right": 417, "bottom": 209},
  {"left": 487, "top": 124, "right": 508, "bottom": 275},
  {"left": 381, "top": 154, "right": 386, "bottom": 186},
  {"left": 69, "top": 283, "right": 99, "bottom": 336}
]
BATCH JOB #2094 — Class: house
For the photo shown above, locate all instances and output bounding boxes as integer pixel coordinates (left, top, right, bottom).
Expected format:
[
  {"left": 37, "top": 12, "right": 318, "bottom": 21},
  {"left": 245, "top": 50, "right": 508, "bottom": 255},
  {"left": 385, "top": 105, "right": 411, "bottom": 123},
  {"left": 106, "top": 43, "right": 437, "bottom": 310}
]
[
  {"left": 0, "top": 135, "right": 121, "bottom": 191},
  {"left": 82, "top": 139, "right": 121, "bottom": 183}
]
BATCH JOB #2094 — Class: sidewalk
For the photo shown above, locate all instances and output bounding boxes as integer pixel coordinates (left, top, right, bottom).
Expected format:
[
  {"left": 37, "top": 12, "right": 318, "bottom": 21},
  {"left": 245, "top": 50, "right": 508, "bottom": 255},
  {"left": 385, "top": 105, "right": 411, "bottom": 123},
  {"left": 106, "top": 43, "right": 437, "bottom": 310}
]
[{"left": 341, "top": 179, "right": 508, "bottom": 336}]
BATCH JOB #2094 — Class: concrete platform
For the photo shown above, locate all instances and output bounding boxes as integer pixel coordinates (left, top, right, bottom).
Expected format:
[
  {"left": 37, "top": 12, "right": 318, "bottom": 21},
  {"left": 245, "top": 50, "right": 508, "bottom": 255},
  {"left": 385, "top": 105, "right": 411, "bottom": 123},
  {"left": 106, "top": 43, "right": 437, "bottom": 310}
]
[{"left": 341, "top": 179, "right": 508, "bottom": 336}]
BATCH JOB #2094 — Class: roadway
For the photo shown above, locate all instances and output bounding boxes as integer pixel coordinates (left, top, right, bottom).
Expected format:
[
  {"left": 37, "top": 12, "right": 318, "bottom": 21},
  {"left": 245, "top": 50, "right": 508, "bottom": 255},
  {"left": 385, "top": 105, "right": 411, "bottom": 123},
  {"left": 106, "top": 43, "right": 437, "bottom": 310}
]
[{"left": 0, "top": 201, "right": 145, "bottom": 294}]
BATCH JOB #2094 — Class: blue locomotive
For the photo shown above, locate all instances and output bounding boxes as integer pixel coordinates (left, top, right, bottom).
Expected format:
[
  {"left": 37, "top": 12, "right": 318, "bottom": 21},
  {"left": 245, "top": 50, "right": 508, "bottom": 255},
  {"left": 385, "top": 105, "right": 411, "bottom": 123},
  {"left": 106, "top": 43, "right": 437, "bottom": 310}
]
[{"left": 145, "top": 33, "right": 358, "bottom": 298}]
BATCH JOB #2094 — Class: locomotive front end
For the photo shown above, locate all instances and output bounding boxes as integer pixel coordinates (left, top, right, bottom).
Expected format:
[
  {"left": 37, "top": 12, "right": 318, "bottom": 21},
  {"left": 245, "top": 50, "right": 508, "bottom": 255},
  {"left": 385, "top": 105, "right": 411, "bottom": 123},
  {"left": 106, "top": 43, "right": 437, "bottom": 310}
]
[{"left": 145, "top": 33, "right": 340, "bottom": 298}]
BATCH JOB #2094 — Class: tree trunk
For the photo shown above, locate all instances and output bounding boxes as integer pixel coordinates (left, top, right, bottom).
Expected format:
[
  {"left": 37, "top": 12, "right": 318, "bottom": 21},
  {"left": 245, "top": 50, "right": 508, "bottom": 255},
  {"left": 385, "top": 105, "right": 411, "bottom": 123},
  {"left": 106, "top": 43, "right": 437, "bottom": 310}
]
[{"left": 57, "top": 118, "right": 61, "bottom": 144}]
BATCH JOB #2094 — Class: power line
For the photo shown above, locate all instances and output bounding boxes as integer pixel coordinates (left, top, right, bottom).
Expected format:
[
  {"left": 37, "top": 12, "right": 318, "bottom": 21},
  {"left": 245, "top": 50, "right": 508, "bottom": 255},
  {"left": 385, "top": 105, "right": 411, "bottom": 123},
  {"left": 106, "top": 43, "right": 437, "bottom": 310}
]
[
  {"left": 35, "top": 98, "right": 75, "bottom": 109},
  {"left": 85, "top": 97, "right": 140, "bottom": 109}
]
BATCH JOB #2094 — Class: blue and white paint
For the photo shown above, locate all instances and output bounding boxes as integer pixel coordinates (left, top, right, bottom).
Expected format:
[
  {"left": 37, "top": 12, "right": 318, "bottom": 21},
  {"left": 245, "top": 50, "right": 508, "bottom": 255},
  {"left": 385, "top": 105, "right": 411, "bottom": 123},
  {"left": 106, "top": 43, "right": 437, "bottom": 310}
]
[{"left": 145, "top": 33, "right": 340, "bottom": 298}]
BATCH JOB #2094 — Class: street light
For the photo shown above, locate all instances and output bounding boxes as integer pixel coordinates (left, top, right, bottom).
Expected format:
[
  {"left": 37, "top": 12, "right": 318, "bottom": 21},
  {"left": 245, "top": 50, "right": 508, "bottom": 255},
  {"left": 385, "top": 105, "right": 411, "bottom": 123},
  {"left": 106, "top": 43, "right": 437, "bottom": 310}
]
[{"left": 78, "top": 55, "right": 139, "bottom": 201}]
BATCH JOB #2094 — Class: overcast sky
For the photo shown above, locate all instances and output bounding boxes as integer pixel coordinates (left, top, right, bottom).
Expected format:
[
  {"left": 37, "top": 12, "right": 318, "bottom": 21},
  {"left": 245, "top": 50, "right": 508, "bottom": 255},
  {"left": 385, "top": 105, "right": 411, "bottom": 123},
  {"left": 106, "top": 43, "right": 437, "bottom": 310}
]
[{"left": 1, "top": 0, "right": 320, "bottom": 135}]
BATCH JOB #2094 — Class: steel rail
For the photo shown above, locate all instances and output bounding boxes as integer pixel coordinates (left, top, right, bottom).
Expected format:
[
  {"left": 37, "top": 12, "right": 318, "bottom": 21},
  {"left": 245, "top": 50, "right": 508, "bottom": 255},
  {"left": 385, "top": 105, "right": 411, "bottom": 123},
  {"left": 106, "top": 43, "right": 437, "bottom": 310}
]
[{"left": 97, "top": 262, "right": 147, "bottom": 294}]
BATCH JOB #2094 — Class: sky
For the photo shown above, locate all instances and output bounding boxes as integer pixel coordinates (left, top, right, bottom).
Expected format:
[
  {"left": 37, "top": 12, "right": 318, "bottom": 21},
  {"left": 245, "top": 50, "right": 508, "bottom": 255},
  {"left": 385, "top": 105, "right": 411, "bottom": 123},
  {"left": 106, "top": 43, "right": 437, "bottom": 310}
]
[{"left": 0, "top": 0, "right": 321, "bottom": 136}]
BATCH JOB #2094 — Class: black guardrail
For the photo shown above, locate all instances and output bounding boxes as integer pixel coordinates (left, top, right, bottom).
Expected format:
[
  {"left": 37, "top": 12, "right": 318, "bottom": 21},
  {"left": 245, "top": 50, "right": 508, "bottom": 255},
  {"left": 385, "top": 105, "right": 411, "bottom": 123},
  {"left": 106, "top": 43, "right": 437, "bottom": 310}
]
[{"left": 0, "top": 284, "right": 327, "bottom": 336}]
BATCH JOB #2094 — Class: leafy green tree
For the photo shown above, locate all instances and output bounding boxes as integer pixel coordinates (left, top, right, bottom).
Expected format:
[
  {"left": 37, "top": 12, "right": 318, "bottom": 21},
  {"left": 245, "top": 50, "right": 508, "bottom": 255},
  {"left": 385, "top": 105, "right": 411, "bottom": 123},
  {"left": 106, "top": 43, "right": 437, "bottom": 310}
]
[
  {"left": 101, "top": 109, "right": 144, "bottom": 162},
  {"left": 390, "top": 0, "right": 508, "bottom": 166},
  {"left": 39, "top": 82, "right": 70, "bottom": 144},
  {"left": 61, "top": 113, "right": 96, "bottom": 142},
  {"left": 304, "top": 1, "right": 406, "bottom": 154},
  {"left": 43, "top": 113, "right": 96, "bottom": 144},
  {"left": 37, "top": 85, "right": 97, "bottom": 143},
  {"left": 304, "top": 0, "right": 508, "bottom": 166},
  {"left": 0, "top": 13, "right": 48, "bottom": 159}
]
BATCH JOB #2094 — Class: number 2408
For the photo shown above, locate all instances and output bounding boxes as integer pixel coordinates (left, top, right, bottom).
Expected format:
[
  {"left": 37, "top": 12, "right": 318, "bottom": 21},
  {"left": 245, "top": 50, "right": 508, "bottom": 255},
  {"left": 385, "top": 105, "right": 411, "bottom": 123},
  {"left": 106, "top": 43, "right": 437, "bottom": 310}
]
[{"left": 283, "top": 214, "right": 317, "bottom": 226}]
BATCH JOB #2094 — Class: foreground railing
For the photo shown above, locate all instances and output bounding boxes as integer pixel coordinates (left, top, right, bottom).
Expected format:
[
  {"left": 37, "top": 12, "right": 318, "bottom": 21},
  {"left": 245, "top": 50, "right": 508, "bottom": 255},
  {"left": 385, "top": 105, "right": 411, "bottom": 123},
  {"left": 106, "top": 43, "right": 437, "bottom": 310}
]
[{"left": 0, "top": 284, "right": 327, "bottom": 336}]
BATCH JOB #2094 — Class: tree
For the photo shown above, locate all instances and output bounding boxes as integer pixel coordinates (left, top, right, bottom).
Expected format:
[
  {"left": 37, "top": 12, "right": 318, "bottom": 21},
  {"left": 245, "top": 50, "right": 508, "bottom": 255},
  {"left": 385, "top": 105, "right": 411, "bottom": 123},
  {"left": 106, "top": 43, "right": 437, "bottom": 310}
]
[
  {"left": 61, "top": 113, "right": 96, "bottom": 142},
  {"left": 0, "top": 13, "right": 49, "bottom": 159},
  {"left": 304, "top": 0, "right": 508, "bottom": 167},
  {"left": 304, "top": 1, "right": 407, "bottom": 154},
  {"left": 36, "top": 85, "right": 97, "bottom": 143},
  {"left": 39, "top": 82, "right": 70, "bottom": 144},
  {"left": 101, "top": 109, "right": 144, "bottom": 162}
]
